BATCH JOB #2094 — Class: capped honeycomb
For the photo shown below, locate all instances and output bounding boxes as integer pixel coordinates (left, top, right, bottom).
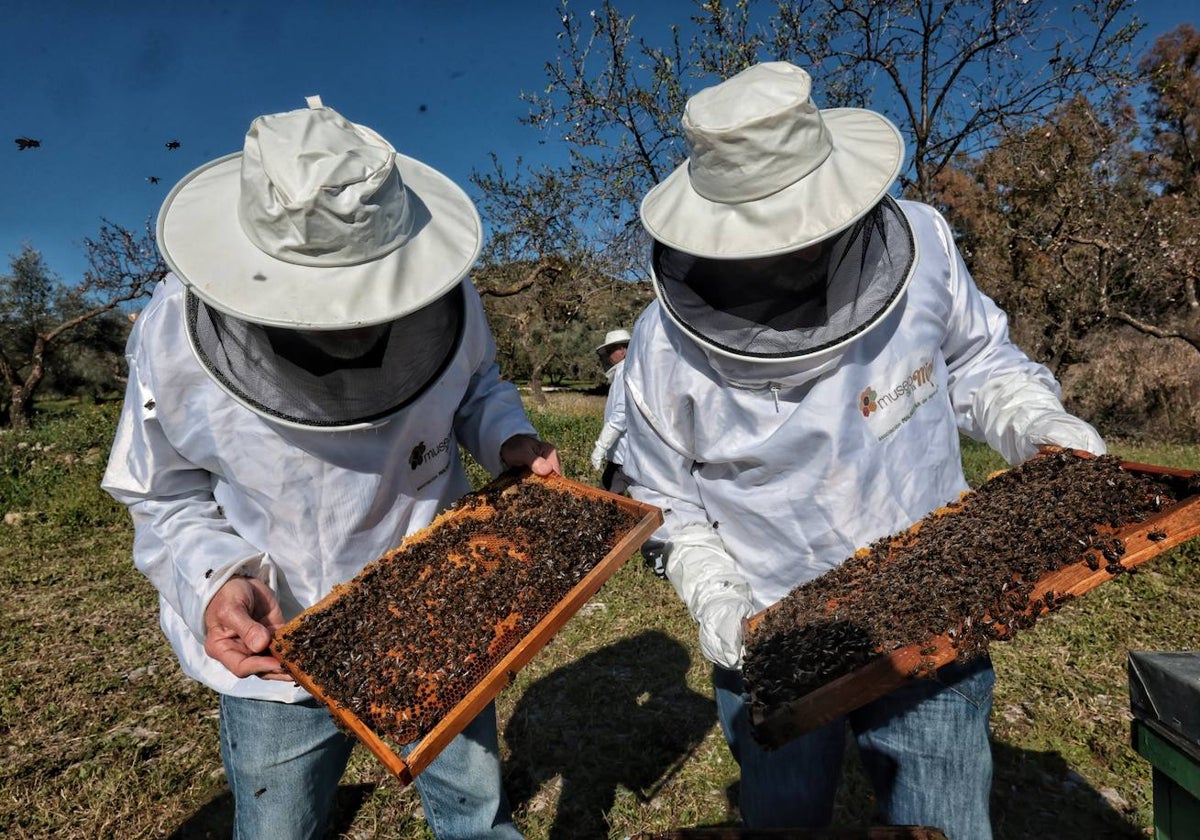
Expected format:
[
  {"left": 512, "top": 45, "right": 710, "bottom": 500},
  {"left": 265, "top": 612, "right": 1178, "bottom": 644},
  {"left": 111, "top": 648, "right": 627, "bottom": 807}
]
[
  {"left": 273, "top": 472, "right": 646, "bottom": 748},
  {"left": 744, "top": 451, "right": 1200, "bottom": 732}
]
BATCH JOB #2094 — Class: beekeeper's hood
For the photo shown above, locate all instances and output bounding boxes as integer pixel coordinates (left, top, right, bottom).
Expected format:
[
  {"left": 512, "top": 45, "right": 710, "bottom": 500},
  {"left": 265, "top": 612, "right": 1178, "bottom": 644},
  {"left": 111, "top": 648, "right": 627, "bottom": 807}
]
[
  {"left": 639, "top": 62, "right": 917, "bottom": 373},
  {"left": 155, "top": 96, "right": 481, "bottom": 430}
]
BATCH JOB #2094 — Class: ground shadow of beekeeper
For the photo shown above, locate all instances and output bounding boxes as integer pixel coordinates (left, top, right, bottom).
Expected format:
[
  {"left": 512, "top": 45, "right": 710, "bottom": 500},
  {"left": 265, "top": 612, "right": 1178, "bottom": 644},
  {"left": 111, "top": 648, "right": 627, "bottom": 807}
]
[{"left": 504, "top": 629, "right": 715, "bottom": 838}]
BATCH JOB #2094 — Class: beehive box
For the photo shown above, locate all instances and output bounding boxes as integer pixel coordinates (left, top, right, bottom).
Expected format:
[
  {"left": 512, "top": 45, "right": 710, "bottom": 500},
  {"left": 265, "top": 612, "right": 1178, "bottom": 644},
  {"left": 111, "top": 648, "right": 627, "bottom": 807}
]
[
  {"left": 272, "top": 469, "right": 662, "bottom": 784},
  {"left": 744, "top": 450, "right": 1200, "bottom": 748}
]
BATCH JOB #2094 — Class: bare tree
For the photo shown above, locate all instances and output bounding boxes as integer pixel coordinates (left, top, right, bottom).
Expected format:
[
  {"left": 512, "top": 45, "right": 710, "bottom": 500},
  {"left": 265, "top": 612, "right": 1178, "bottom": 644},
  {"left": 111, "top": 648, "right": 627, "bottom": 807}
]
[
  {"left": 522, "top": 0, "right": 1144, "bottom": 223},
  {"left": 0, "top": 219, "right": 164, "bottom": 429},
  {"left": 743, "top": 0, "right": 1144, "bottom": 199}
]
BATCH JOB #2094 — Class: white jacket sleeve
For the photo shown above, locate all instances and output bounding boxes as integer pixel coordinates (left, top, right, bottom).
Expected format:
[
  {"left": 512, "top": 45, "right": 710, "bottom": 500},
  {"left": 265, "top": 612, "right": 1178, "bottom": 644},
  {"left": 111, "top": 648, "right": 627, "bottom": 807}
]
[
  {"left": 592, "top": 362, "right": 630, "bottom": 468},
  {"left": 451, "top": 283, "right": 538, "bottom": 476},
  {"left": 924, "top": 205, "right": 1105, "bottom": 465},
  {"left": 591, "top": 422, "right": 622, "bottom": 469},
  {"left": 623, "top": 380, "right": 753, "bottom": 669},
  {"left": 101, "top": 350, "right": 275, "bottom": 644},
  {"left": 970, "top": 372, "right": 1106, "bottom": 464},
  {"left": 664, "top": 525, "right": 754, "bottom": 669}
]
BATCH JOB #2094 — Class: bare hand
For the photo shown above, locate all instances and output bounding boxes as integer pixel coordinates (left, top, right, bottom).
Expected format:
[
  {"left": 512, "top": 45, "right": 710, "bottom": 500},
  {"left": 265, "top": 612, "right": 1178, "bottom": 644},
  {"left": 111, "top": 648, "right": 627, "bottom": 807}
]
[
  {"left": 204, "top": 576, "right": 290, "bottom": 681},
  {"left": 501, "top": 434, "right": 561, "bottom": 476}
]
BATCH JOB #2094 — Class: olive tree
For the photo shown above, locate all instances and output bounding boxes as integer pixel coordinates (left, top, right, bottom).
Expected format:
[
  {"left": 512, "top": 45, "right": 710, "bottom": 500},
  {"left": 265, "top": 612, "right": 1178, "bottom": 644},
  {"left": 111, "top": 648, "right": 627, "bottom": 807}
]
[{"left": 0, "top": 219, "right": 164, "bottom": 429}]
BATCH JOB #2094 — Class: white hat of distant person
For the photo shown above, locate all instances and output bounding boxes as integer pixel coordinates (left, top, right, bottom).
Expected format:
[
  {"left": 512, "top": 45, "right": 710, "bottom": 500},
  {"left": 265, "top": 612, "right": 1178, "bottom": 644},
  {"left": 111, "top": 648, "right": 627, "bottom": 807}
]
[
  {"left": 595, "top": 329, "right": 632, "bottom": 355},
  {"left": 157, "top": 95, "right": 481, "bottom": 329},
  {"left": 639, "top": 61, "right": 904, "bottom": 259}
]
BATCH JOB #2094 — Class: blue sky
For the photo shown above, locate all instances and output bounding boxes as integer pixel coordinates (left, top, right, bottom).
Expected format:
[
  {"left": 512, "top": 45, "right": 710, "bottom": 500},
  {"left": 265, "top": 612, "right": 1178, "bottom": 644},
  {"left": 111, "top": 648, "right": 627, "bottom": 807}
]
[{"left": 2, "top": 1, "right": 1195, "bottom": 284}]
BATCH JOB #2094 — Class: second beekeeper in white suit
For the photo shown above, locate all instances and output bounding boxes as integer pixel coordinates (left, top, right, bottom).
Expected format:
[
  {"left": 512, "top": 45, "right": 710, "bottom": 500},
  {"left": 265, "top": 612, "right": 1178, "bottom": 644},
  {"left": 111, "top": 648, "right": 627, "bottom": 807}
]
[
  {"left": 591, "top": 328, "right": 632, "bottom": 493},
  {"left": 102, "top": 97, "right": 558, "bottom": 840},
  {"left": 620, "top": 62, "right": 1105, "bottom": 840}
]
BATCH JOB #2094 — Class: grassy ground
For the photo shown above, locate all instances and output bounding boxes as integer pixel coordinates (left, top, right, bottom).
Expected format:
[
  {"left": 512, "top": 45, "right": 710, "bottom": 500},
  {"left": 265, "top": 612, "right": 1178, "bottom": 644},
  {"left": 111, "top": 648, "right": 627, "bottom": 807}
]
[{"left": 2, "top": 397, "right": 1198, "bottom": 839}]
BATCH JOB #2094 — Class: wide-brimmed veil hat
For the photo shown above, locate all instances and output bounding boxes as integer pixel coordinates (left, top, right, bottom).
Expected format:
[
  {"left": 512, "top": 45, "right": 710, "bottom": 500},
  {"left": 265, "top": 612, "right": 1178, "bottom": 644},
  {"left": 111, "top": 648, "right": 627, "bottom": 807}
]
[
  {"left": 155, "top": 97, "right": 479, "bottom": 430},
  {"left": 640, "top": 62, "right": 904, "bottom": 259},
  {"left": 157, "top": 95, "right": 481, "bottom": 329},
  {"left": 640, "top": 63, "right": 917, "bottom": 365}
]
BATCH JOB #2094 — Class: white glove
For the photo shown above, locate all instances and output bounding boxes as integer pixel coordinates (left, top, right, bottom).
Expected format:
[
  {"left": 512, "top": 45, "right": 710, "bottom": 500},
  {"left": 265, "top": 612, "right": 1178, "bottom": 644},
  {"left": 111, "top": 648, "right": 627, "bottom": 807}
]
[
  {"left": 1025, "top": 414, "right": 1106, "bottom": 458},
  {"left": 664, "top": 525, "right": 754, "bottom": 670},
  {"left": 972, "top": 371, "right": 1106, "bottom": 464},
  {"left": 591, "top": 423, "right": 622, "bottom": 471},
  {"left": 696, "top": 592, "right": 753, "bottom": 670},
  {"left": 590, "top": 442, "right": 607, "bottom": 471}
]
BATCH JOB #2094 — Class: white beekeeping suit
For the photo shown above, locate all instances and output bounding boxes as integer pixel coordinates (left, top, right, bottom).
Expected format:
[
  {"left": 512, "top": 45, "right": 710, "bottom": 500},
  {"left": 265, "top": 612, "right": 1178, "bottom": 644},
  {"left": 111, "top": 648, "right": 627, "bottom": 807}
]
[
  {"left": 619, "top": 60, "right": 1104, "bottom": 838},
  {"left": 624, "top": 198, "right": 1105, "bottom": 666},
  {"left": 590, "top": 329, "right": 632, "bottom": 491},
  {"left": 100, "top": 97, "right": 557, "bottom": 840}
]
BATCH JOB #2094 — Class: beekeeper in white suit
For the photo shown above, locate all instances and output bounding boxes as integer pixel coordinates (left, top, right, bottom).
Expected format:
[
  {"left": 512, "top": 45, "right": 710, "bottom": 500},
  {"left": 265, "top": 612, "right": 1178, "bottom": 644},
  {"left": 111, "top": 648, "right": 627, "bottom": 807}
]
[
  {"left": 102, "top": 98, "right": 558, "bottom": 839},
  {"left": 621, "top": 63, "right": 1104, "bottom": 839},
  {"left": 590, "top": 328, "right": 632, "bottom": 493}
]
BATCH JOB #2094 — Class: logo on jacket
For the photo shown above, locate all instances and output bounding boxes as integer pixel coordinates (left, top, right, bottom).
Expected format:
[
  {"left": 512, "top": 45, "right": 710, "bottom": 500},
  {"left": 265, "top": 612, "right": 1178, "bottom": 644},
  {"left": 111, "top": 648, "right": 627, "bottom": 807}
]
[
  {"left": 859, "top": 358, "right": 939, "bottom": 440},
  {"left": 859, "top": 388, "right": 879, "bottom": 417},
  {"left": 408, "top": 442, "right": 427, "bottom": 470},
  {"left": 409, "top": 435, "right": 453, "bottom": 471}
]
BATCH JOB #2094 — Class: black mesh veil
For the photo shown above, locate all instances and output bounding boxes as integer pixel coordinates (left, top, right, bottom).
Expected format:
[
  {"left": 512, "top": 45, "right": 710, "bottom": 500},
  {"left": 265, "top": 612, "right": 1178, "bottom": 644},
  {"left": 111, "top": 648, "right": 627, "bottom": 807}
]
[
  {"left": 653, "top": 196, "right": 915, "bottom": 360},
  {"left": 186, "top": 283, "right": 465, "bottom": 429}
]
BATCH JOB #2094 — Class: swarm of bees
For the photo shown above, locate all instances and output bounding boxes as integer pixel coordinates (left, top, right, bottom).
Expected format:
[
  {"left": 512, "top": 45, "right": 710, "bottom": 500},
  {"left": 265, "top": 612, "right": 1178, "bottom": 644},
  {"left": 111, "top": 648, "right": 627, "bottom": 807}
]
[
  {"left": 274, "top": 478, "right": 638, "bottom": 745},
  {"left": 743, "top": 451, "right": 1187, "bottom": 717}
]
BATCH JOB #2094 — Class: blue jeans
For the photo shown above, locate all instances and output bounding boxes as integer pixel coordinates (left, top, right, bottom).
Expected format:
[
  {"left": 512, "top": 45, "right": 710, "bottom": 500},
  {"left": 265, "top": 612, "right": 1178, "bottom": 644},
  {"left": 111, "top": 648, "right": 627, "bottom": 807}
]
[
  {"left": 715, "top": 656, "right": 994, "bottom": 840},
  {"left": 218, "top": 694, "right": 522, "bottom": 839}
]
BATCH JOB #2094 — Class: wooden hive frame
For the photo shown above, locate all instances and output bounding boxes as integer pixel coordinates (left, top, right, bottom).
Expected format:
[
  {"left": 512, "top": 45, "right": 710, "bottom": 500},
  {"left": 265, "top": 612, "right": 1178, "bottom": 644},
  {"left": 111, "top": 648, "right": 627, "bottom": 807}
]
[
  {"left": 745, "top": 455, "right": 1200, "bottom": 749},
  {"left": 272, "top": 470, "right": 662, "bottom": 785}
]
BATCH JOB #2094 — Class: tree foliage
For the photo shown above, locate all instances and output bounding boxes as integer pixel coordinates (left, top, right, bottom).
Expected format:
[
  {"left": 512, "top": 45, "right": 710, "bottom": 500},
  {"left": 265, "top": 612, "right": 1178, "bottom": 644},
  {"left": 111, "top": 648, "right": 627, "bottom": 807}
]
[
  {"left": 937, "top": 24, "right": 1200, "bottom": 365},
  {"left": 1127, "top": 23, "right": 1200, "bottom": 349},
  {"left": 934, "top": 95, "right": 1146, "bottom": 369},
  {"left": 0, "top": 219, "right": 164, "bottom": 429},
  {"left": 470, "top": 153, "right": 653, "bottom": 405}
]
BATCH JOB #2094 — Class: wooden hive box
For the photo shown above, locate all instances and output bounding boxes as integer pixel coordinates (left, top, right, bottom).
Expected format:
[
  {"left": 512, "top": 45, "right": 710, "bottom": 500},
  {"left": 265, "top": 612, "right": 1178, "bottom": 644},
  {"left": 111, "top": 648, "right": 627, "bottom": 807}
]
[
  {"left": 272, "top": 469, "right": 662, "bottom": 784},
  {"left": 743, "top": 450, "right": 1200, "bottom": 749}
]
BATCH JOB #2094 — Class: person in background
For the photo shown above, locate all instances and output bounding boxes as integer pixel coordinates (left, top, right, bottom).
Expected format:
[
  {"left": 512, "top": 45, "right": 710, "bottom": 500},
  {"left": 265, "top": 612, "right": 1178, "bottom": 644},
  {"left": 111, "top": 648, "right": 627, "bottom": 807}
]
[
  {"left": 619, "top": 62, "right": 1105, "bottom": 840},
  {"left": 590, "top": 328, "right": 632, "bottom": 494},
  {"left": 102, "top": 96, "right": 558, "bottom": 840}
]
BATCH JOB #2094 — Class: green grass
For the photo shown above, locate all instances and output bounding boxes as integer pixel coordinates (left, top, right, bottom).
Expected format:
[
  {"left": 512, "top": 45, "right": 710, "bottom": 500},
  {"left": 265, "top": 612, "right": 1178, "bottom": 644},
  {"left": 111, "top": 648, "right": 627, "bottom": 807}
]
[{"left": 1, "top": 400, "right": 1197, "bottom": 838}]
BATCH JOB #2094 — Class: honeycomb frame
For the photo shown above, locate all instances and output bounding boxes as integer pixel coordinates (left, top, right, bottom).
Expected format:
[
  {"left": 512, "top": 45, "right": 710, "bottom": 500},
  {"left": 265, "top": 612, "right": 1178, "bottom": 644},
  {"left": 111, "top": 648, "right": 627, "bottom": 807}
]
[
  {"left": 744, "top": 453, "right": 1200, "bottom": 749},
  {"left": 272, "top": 469, "right": 662, "bottom": 784}
]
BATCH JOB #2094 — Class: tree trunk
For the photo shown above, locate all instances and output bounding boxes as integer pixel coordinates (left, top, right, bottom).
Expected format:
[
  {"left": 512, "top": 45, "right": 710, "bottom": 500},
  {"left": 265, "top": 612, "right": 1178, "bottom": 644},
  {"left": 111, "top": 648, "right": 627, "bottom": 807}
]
[
  {"left": 526, "top": 367, "right": 548, "bottom": 407},
  {"left": 8, "top": 384, "right": 34, "bottom": 431}
]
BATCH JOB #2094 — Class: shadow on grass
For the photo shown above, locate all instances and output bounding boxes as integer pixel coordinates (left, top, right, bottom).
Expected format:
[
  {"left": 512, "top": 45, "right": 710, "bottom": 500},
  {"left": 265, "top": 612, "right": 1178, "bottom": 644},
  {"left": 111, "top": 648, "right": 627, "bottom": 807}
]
[
  {"left": 504, "top": 629, "right": 717, "bottom": 839},
  {"left": 989, "top": 740, "right": 1142, "bottom": 839},
  {"left": 166, "top": 782, "right": 377, "bottom": 839}
]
